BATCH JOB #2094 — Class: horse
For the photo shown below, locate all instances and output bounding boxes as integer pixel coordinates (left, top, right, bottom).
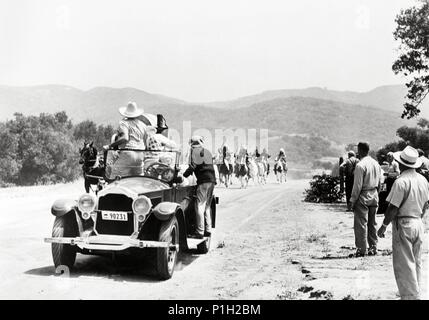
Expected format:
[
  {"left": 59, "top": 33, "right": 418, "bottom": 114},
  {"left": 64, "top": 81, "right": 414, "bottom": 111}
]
[
  {"left": 273, "top": 159, "right": 288, "bottom": 183},
  {"left": 235, "top": 153, "right": 249, "bottom": 189},
  {"left": 79, "top": 141, "right": 105, "bottom": 193},
  {"left": 217, "top": 148, "right": 234, "bottom": 188},
  {"left": 246, "top": 157, "right": 259, "bottom": 186},
  {"left": 255, "top": 158, "right": 268, "bottom": 184}
]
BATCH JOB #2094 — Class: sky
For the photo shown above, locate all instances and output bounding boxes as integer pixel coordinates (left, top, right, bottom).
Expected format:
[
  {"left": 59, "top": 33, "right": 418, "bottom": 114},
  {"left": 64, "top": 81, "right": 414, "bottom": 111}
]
[{"left": 0, "top": 0, "right": 418, "bottom": 102}]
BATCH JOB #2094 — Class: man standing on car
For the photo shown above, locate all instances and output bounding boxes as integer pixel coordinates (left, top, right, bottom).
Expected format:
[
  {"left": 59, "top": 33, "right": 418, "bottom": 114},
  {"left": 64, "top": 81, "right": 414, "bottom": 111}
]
[
  {"left": 377, "top": 146, "right": 429, "bottom": 300},
  {"left": 183, "top": 136, "right": 216, "bottom": 239},
  {"left": 350, "top": 142, "right": 382, "bottom": 257}
]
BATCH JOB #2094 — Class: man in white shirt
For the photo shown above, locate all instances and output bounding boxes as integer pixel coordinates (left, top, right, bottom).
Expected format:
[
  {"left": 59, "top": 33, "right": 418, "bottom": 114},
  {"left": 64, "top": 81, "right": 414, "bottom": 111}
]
[
  {"left": 350, "top": 142, "right": 382, "bottom": 257},
  {"left": 378, "top": 146, "right": 429, "bottom": 300}
]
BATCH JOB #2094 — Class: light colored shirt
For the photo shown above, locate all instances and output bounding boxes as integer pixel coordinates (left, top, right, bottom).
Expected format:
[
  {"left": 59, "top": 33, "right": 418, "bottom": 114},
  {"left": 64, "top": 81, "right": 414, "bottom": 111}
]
[
  {"left": 119, "top": 118, "right": 147, "bottom": 150},
  {"left": 420, "top": 156, "right": 429, "bottom": 170},
  {"left": 387, "top": 160, "right": 400, "bottom": 178},
  {"left": 146, "top": 133, "right": 177, "bottom": 151},
  {"left": 350, "top": 156, "right": 382, "bottom": 206},
  {"left": 340, "top": 156, "right": 359, "bottom": 177},
  {"left": 386, "top": 169, "right": 429, "bottom": 218}
]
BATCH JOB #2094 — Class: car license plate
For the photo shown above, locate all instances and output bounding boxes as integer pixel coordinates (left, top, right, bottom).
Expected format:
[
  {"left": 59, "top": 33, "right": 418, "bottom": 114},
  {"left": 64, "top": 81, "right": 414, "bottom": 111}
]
[{"left": 101, "top": 211, "right": 128, "bottom": 221}]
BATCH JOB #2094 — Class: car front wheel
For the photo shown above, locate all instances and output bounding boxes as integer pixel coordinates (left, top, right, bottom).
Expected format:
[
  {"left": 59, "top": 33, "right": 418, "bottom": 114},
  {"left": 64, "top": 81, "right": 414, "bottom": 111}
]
[
  {"left": 157, "top": 215, "right": 179, "bottom": 280},
  {"left": 51, "top": 213, "right": 78, "bottom": 271}
]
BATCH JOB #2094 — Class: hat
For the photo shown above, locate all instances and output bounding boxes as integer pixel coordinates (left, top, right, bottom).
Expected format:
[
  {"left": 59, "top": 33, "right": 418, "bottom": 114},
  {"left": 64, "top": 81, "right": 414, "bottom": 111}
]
[
  {"left": 393, "top": 146, "right": 422, "bottom": 169},
  {"left": 280, "top": 148, "right": 285, "bottom": 153},
  {"left": 119, "top": 101, "right": 144, "bottom": 118},
  {"left": 189, "top": 135, "right": 204, "bottom": 147}
]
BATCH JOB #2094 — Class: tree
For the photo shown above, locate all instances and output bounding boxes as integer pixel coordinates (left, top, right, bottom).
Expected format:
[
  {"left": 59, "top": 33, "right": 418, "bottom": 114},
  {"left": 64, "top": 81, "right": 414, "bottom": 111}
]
[
  {"left": 73, "top": 120, "right": 97, "bottom": 142},
  {"left": 376, "top": 119, "right": 429, "bottom": 163},
  {"left": 1, "top": 112, "right": 80, "bottom": 186},
  {"left": 393, "top": 0, "right": 429, "bottom": 119}
]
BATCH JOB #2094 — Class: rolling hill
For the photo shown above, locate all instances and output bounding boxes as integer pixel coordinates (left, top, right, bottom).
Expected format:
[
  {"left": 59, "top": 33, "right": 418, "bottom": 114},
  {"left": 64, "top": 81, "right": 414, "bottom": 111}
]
[
  {"left": 0, "top": 85, "right": 417, "bottom": 165},
  {"left": 0, "top": 85, "right": 187, "bottom": 124},
  {"left": 206, "top": 85, "right": 429, "bottom": 118}
]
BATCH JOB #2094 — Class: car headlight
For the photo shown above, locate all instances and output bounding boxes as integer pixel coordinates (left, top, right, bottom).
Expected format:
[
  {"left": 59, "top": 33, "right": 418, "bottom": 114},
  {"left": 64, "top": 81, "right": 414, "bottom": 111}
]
[
  {"left": 132, "top": 196, "right": 152, "bottom": 219},
  {"left": 78, "top": 194, "right": 96, "bottom": 213}
]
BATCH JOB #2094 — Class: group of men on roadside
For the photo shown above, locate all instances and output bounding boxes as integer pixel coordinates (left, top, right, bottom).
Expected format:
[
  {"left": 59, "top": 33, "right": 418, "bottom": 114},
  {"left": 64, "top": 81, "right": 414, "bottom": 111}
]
[{"left": 341, "top": 142, "right": 429, "bottom": 300}]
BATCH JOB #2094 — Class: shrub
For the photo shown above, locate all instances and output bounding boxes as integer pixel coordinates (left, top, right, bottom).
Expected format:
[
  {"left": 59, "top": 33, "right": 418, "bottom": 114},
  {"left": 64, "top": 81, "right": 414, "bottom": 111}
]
[{"left": 304, "top": 174, "right": 343, "bottom": 203}]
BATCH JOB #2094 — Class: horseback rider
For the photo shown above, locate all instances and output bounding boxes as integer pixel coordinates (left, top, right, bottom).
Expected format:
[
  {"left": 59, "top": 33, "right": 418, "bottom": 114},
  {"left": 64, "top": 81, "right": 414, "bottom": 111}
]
[
  {"left": 260, "top": 148, "right": 271, "bottom": 174},
  {"left": 275, "top": 148, "right": 287, "bottom": 167}
]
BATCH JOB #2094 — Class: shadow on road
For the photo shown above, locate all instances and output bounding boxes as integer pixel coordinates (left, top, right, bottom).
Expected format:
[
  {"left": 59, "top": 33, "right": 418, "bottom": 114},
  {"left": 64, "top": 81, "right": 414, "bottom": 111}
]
[{"left": 24, "top": 250, "right": 201, "bottom": 283}]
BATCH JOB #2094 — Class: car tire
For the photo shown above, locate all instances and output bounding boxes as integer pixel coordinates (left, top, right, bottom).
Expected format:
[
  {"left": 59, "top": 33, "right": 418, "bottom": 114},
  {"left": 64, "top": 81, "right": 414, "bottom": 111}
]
[
  {"left": 51, "top": 213, "right": 78, "bottom": 270},
  {"left": 157, "top": 215, "right": 179, "bottom": 280}
]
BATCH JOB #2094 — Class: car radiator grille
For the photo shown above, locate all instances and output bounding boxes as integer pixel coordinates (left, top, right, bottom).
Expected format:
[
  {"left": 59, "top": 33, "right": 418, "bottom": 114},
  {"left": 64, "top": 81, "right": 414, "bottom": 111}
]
[{"left": 96, "top": 194, "right": 134, "bottom": 236}]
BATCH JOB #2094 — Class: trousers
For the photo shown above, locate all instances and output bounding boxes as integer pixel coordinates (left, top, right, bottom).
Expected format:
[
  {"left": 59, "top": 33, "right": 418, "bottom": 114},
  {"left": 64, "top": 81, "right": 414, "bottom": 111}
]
[
  {"left": 392, "top": 217, "right": 424, "bottom": 300},
  {"left": 195, "top": 182, "right": 215, "bottom": 236},
  {"left": 354, "top": 200, "right": 378, "bottom": 252}
]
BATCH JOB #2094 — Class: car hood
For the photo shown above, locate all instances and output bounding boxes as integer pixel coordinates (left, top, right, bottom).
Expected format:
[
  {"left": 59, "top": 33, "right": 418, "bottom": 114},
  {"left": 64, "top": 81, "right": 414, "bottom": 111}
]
[{"left": 98, "top": 177, "right": 170, "bottom": 199}]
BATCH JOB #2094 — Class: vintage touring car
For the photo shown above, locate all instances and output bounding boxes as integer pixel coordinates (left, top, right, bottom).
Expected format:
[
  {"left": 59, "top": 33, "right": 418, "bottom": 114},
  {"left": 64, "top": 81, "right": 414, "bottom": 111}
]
[{"left": 45, "top": 149, "right": 218, "bottom": 279}]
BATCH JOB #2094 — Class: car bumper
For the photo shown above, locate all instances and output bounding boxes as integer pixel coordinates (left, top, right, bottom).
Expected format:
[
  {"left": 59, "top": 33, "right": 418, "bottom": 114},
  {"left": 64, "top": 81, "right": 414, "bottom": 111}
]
[{"left": 44, "top": 235, "right": 178, "bottom": 251}]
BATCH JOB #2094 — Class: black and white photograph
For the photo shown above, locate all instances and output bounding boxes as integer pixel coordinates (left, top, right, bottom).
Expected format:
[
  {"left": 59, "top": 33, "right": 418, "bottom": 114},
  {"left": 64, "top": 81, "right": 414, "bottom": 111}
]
[{"left": 1, "top": 0, "right": 429, "bottom": 305}]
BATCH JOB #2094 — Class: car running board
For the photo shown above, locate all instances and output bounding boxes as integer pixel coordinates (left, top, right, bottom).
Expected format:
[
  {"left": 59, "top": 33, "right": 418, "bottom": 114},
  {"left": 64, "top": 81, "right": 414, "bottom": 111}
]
[{"left": 186, "top": 237, "right": 208, "bottom": 247}]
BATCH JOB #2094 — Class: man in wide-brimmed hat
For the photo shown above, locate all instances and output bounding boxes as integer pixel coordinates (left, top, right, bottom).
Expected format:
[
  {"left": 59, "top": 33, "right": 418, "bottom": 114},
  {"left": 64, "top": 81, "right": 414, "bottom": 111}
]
[
  {"left": 106, "top": 101, "right": 146, "bottom": 150},
  {"left": 182, "top": 135, "right": 216, "bottom": 239},
  {"left": 350, "top": 142, "right": 382, "bottom": 257},
  {"left": 103, "top": 102, "right": 147, "bottom": 177},
  {"left": 378, "top": 146, "right": 429, "bottom": 300}
]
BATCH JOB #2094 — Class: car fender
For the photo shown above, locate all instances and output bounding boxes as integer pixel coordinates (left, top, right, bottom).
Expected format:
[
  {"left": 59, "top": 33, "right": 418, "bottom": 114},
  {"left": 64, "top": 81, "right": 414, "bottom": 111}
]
[
  {"left": 152, "top": 202, "right": 180, "bottom": 221},
  {"left": 51, "top": 199, "right": 77, "bottom": 217}
]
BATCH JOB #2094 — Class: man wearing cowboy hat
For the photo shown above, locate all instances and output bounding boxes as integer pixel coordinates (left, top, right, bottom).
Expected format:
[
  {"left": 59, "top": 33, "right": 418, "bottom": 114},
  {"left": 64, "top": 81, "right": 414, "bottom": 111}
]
[
  {"left": 103, "top": 102, "right": 147, "bottom": 177},
  {"left": 182, "top": 135, "right": 216, "bottom": 239},
  {"left": 350, "top": 142, "right": 382, "bottom": 257},
  {"left": 104, "top": 101, "right": 147, "bottom": 150},
  {"left": 377, "top": 146, "right": 429, "bottom": 300}
]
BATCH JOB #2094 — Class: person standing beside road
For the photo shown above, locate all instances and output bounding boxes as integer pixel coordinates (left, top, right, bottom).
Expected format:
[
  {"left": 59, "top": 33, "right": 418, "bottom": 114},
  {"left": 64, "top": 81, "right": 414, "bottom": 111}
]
[
  {"left": 350, "top": 142, "right": 382, "bottom": 257},
  {"left": 385, "top": 152, "right": 400, "bottom": 196},
  {"left": 418, "top": 148, "right": 429, "bottom": 171},
  {"left": 377, "top": 146, "right": 429, "bottom": 300},
  {"left": 340, "top": 151, "right": 359, "bottom": 211},
  {"left": 182, "top": 136, "right": 217, "bottom": 239},
  {"left": 339, "top": 157, "right": 345, "bottom": 194}
]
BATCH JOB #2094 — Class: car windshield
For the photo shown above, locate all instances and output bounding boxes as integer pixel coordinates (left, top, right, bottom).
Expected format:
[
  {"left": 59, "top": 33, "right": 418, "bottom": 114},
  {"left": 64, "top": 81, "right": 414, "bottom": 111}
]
[{"left": 104, "top": 149, "right": 178, "bottom": 182}]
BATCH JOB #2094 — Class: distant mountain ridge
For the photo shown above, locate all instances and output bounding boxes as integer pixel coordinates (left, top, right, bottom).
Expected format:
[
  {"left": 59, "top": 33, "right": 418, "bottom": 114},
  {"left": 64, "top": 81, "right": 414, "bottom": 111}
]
[
  {"left": 206, "top": 85, "right": 429, "bottom": 118},
  {"left": 0, "top": 84, "right": 419, "bottom": 158},
  {"left": 0, "top": 85, "right": 187, "bottom": 124}
]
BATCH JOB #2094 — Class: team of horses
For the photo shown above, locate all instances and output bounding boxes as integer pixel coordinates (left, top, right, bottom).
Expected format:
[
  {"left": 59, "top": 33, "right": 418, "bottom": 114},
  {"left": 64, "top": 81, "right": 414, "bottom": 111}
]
[
  {"left": 215, "top": 148, "right": 288, "bottom": 189},
  {"left": 80, "top": 141, "right": 288, "bottom": 193}
]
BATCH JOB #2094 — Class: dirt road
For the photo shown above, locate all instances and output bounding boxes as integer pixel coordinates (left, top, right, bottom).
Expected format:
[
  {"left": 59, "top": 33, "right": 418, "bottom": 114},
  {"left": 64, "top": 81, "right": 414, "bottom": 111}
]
[{"left": 0, "top": 177, "right": 427, "bottom": 300}]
